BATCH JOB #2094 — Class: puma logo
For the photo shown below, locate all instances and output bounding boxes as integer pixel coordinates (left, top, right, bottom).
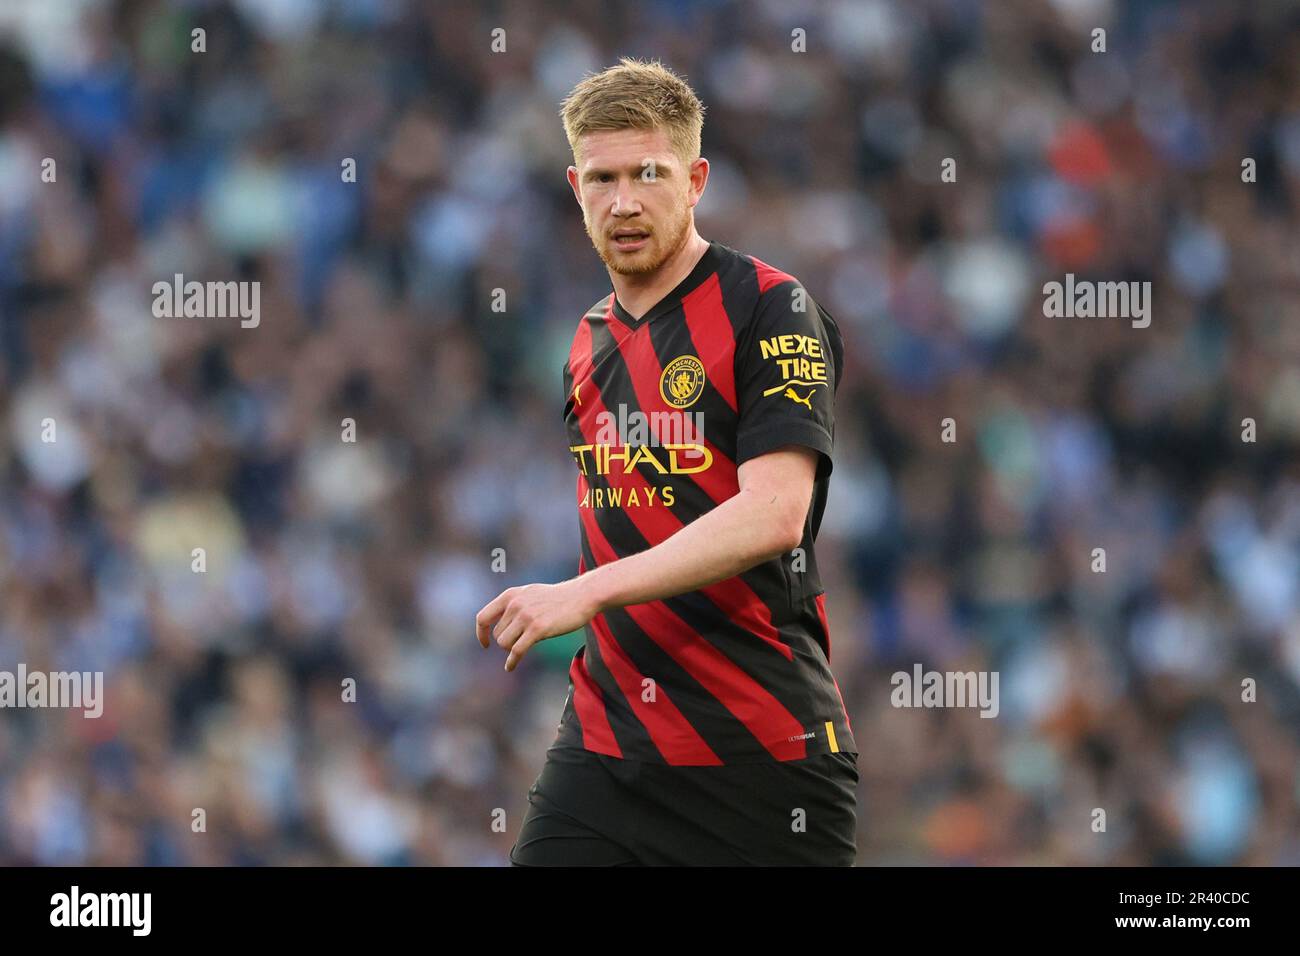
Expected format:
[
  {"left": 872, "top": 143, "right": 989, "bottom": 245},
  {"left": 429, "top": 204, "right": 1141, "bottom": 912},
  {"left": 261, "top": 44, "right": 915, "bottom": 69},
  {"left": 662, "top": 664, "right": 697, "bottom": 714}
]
[{"left": 784, "top": 387, "right": 814, "bottom": 410}]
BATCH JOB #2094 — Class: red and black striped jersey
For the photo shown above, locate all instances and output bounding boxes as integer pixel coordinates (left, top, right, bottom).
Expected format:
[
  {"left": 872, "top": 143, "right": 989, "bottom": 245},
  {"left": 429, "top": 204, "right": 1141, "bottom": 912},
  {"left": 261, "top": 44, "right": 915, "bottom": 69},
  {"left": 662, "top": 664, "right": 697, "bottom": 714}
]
[{"left": 555, "top": 240, "right": 856, "bottom": 765}]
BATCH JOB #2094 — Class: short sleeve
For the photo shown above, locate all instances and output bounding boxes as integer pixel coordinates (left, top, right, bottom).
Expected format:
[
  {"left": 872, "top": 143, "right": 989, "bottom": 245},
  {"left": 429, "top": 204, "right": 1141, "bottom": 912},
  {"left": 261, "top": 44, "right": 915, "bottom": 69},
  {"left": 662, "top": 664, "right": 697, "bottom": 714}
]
[{"left": 734, "top": 281, "right": 843, "bottom": 479}]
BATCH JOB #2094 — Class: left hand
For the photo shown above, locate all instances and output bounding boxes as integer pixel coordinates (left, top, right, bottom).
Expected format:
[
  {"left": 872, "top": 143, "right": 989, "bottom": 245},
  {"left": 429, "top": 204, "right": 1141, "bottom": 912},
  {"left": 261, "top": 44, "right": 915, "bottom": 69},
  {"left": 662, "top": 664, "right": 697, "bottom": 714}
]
[{"left": 475, "top": 578, "right": 600, "bottom": 671}]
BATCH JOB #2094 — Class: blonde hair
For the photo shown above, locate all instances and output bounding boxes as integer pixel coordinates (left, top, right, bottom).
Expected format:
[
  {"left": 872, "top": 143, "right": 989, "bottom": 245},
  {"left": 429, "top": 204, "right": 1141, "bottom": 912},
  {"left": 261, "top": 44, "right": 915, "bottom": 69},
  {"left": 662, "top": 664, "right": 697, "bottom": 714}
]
[{"left": 559, "top": 57, "right": 705, "bottom": 166}]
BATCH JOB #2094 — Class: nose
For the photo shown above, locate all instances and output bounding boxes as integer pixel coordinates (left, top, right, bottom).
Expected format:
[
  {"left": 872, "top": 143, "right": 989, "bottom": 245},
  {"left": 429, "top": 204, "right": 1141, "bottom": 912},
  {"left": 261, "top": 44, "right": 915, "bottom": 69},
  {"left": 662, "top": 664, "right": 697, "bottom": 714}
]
[{"left": 611, "top": 179, "right": 641, "bottom": 217}]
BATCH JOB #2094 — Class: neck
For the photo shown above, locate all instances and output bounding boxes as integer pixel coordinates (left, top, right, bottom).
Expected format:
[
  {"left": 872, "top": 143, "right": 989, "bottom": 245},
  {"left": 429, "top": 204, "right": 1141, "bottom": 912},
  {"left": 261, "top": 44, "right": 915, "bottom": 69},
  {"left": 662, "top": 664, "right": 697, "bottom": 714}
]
[{"left": 611, "top": 231, "right": 710, "bottom": 320}]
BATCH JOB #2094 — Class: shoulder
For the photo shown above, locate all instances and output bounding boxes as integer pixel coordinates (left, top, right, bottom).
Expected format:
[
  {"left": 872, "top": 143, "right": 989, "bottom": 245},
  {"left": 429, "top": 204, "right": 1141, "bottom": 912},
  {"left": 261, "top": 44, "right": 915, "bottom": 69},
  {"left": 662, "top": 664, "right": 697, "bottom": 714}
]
[
  {"left": 745, "top": 249, "right": 801, "bottom": 299},
  {"left": 712, "top": 242, "right": 799, "bottom": 298},
  {"left": 714, "top": 243, "right": 814, "bottom": 328},
  {"left": 722, "top": 246, "right": 836, "bottom": 339},
  {"left": 722, "top": 247, "right": 843, "bottom": 376},
  {"left": 564, "top": 293, "right": 614, "bottom": 374},
  {"left": 570, "top": 292, "right": 614, "bottom": 342},
  {"left": 580, "top": 292, "right": 614, "bottom": 325}
]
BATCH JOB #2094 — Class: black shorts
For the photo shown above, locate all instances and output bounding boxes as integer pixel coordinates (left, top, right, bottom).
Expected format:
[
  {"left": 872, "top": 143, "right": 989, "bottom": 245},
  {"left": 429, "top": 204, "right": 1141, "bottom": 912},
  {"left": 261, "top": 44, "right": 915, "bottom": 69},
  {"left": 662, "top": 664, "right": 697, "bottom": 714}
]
[{"left": 509, "top": 745, "right": 859, "bottom": 866}]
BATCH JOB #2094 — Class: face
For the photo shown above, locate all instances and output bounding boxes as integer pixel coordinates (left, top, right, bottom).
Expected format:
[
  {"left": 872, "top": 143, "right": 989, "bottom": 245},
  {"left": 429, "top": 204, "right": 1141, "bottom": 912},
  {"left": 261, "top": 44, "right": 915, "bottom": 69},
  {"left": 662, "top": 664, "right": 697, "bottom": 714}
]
[{"left": 567, "top": 126, "right": 707, "bottom": 276}]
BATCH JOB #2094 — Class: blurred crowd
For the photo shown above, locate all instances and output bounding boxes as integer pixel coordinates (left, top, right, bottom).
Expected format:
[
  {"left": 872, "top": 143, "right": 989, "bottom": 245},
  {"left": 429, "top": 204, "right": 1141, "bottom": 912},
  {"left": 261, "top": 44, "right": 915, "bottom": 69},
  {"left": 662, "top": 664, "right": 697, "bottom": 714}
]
[{"left": 1, "top": 0, "right": 1298, "bottom": 865}]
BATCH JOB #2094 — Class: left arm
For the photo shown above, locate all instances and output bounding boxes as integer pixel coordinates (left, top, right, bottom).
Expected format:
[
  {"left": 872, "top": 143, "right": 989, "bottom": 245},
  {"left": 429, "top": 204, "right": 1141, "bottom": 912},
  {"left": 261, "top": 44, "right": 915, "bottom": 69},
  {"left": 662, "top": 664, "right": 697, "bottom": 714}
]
[{"left": 475, "top": 445, "right": 816, "bottom": 671}]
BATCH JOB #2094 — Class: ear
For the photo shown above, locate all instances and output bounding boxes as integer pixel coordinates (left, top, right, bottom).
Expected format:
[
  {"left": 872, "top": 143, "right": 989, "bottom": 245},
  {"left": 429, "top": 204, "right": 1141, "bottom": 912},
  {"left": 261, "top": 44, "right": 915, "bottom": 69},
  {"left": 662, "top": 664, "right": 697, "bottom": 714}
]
[
  {"left": 567, "top": 166, "right": 582, "bottom": 206},
  {"left": 687, "top": 156, "right": 710, "bottom": 208}
]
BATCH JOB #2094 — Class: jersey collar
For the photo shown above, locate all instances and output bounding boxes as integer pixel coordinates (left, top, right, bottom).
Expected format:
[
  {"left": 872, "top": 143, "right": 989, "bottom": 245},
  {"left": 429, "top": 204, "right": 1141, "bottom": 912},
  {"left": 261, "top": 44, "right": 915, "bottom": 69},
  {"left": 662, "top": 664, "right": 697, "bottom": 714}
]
[{"left": 609, "top": 240, "right": 722, "bottom": 330}]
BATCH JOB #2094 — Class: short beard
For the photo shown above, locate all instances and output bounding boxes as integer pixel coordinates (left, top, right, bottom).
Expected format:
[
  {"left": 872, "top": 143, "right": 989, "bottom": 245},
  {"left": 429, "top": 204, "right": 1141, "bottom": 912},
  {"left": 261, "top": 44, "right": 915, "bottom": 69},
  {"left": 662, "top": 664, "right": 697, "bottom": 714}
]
[{"left": 592, "top": 210, "right": 691, "bottom": 277}]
